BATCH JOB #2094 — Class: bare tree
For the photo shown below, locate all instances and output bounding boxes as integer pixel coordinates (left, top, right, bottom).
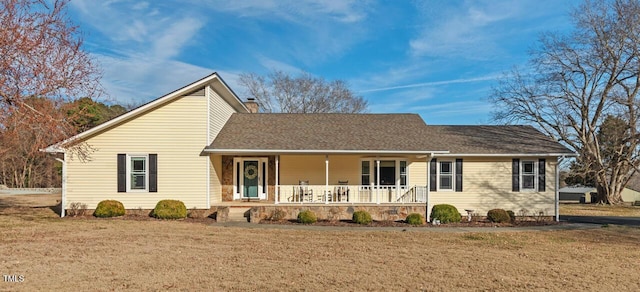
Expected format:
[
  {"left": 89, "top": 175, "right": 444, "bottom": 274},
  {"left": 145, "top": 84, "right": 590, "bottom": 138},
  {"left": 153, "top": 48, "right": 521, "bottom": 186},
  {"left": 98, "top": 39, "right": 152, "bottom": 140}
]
[
  {"left": 0, "top": 0, "right": 101, "bottom": 146},
  {"left": 238, "top": 70, "right": 368, "bottom": 113},
  {"left": 0, "top": 97, "right": 67, "bottom": 187},
  {"left": 491, "top": 0, "right": 640, "bottom": 204},
  {"left": 0, "top": 0, "right": 102, "bottom": 186}
]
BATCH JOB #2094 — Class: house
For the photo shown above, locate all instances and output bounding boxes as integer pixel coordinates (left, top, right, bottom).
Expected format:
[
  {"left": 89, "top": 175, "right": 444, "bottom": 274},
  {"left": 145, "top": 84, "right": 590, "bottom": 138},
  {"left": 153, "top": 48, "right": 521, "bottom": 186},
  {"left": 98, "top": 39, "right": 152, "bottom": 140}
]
[
  {"left": 559, "top": 186, "right": 640, "bottom": 203},
  {"left": 44, "top": 73, "right": 575, "bottom": 221}
]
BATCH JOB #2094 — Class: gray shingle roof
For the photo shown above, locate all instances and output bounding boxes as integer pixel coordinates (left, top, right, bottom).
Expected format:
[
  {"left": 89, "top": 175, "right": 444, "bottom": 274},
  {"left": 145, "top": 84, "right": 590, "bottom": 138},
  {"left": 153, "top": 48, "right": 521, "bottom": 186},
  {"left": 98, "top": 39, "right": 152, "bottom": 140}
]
[
  {"left": 207, "top": 113, "right": 574, "bottom": 155},
  {"left": 423, "top": 125, "right": 574, "bottom": 155},
  {"left": 208, "top": 113, "right": 443, "bottom": 152}
]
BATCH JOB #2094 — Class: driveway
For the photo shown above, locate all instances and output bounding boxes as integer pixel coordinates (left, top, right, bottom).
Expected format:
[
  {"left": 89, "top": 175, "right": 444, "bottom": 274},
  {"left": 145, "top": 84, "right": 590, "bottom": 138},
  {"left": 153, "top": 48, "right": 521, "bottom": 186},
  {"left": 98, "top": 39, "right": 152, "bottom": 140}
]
[{"left": 560, "top": 215, "right": 640, "bottom": 226}]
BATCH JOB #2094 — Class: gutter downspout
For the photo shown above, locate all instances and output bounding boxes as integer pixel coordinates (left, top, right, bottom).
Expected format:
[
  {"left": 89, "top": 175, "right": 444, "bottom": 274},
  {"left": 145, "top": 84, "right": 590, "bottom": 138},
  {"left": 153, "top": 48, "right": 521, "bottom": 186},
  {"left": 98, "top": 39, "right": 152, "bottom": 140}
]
[
  {"left": 55, "top": 154, "right": 66, "bottom": 218},
  {"left": 555, "top": 155, "right": 566, "bottom": 222}
]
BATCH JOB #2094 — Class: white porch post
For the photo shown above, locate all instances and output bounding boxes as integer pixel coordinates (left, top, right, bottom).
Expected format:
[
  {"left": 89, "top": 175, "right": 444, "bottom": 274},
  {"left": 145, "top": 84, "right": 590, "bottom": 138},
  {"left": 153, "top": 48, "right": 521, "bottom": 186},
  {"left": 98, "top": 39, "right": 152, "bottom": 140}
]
[
  {"left": 555, "top": 156, "right": 565, "bottom": 222},
  {"left": 275, "top": 155, "right": 279, "bottom": 204},
  {"left": 376, "top": 158, "right": 380, "bottom": 204},
  {"left": 426, "top": 154, "right": 431, "bottom": 223},
  {"left": 325, "top": 155, "right": 329, "bottom": 204},
  {"left": 396, "top": 160, "right": 400, "bottom": 202},
  {"left": 55, "top": 154, "right": 66, "bottom": 218}
]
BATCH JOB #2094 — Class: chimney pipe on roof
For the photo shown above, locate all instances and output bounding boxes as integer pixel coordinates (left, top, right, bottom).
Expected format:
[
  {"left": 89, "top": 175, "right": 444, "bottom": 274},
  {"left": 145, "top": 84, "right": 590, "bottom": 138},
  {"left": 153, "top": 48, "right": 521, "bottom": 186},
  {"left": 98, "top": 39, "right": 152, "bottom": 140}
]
[{"left": 244, "top": 98, "right": 259, "bottom": 113}]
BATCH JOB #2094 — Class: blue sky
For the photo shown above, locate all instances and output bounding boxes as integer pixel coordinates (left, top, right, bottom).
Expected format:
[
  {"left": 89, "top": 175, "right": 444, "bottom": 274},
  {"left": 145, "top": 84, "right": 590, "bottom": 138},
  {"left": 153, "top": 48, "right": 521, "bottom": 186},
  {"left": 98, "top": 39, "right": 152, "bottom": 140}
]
[{"left": 67, "top": 0, "right": 579, "bottom": 124}]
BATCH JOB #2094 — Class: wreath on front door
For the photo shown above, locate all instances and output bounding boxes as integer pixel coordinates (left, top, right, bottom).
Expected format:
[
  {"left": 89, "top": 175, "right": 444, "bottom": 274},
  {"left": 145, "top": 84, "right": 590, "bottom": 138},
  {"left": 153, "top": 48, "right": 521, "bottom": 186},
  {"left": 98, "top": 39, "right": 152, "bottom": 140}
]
[{"left": 244, "top": 165, "right": 258, "bottom": 180}]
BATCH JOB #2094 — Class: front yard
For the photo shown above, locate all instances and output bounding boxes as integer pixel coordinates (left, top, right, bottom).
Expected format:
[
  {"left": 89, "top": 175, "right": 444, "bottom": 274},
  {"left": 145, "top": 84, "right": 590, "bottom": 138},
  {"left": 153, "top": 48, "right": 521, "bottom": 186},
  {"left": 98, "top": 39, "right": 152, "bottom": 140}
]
[{"left": 1, "top": 194, "right": 640, "bottom": 291}]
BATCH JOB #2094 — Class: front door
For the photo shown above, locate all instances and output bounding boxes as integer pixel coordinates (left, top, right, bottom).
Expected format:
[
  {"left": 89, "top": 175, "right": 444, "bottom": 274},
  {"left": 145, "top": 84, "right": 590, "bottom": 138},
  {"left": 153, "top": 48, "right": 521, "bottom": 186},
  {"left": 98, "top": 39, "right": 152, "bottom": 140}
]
[
  {"left": 243, "top": 160, "right": 259, "bottom": 198},
  {"left": 233, "top": 157, "right": 268, "bottom": 200}
]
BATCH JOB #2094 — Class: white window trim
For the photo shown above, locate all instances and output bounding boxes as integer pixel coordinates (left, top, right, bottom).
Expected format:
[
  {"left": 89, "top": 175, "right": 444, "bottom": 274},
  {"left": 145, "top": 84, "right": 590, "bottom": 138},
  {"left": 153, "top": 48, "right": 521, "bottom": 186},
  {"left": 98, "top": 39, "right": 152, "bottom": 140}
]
[
  {"left": 126, "top": 154, "right": 149, "bottom": 192},
  {"left": 437, "top": 160, "right": 455, "bottom": 191},
  {"left": 521, "top": 160, "right": 537, "bottom": 192},
  {"left": 360, "top": 158, "right": 409, "bottom": 187}
]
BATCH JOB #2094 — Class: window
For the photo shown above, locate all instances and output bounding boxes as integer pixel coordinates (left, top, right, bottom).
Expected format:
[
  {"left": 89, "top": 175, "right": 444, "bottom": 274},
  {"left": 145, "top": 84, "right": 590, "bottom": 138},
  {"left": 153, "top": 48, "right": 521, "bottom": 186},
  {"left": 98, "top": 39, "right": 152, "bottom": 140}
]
[
  {"left": 400, "top": 161, "right": 407, "bottom": 186},
  {"left": 361, "top": 159, "right": 407, "bottom": 186},
  {"left": 129, "top": 156, "right": 147, "bottom": 191},
  {"left": 521, "top": 161, "right": 536, "bottom": 190},
  {"left": 361, "top": 161, "right": 370, "bottom": 185},
  {"left": 117, "top": 154, "right": 156, "bottom": 193},
  {"left": 379, "top": 160, "right": 396, "bottom": 185},
  {"left": 439, "top": 161, "right": 453, "bottom": 190}
]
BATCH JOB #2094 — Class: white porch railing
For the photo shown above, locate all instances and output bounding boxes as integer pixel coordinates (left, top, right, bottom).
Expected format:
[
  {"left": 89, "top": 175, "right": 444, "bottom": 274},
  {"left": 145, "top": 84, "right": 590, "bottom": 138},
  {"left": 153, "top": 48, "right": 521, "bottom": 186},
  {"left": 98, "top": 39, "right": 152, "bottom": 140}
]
[{"left": 276, "top": 185, "right": 427, "bottom": 204}]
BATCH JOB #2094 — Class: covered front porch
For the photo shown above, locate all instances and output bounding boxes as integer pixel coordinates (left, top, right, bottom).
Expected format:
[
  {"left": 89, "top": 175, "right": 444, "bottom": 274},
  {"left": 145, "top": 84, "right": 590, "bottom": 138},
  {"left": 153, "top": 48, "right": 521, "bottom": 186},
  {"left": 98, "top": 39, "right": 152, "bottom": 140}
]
[
  {"left": 215, "top": 154, "right": 434, "bottom": 205},
  {"left": 276, "top": 184, "right": 427, "bottom": 204}
]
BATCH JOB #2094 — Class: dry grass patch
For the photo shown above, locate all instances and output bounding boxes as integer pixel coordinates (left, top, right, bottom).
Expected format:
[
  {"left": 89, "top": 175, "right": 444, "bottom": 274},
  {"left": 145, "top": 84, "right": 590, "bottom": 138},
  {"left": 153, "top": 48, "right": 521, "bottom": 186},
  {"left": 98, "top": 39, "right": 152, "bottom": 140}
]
[
  {"left": 561, "top": 203, "right": 640, "bottom": 217},
  {"left": 1, "top": 194, "right": 640, "bottom": 291}
]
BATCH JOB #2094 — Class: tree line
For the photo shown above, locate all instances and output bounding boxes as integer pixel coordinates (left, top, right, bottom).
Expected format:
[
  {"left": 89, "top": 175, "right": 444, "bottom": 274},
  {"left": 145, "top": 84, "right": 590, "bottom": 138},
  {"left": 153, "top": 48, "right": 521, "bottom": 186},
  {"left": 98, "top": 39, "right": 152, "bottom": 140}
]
[{"left": 0, "top": 97, "right": 128, "bottom": 188}]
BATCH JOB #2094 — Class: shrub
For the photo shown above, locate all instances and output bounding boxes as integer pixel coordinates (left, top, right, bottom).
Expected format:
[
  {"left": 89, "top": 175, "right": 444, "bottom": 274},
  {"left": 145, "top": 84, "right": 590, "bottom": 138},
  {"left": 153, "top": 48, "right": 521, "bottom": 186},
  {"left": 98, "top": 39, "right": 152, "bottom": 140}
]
[
  {"left": 297, "top": 210, "right": 317, "bottom": 224},
  {"left": 430, "top": 204, "right": 461, "bottom": 223},
  {"left": 487, "top": 209, "right": 511, "bottom": 223},
  {"left": 506, "top": 210, "right": 516, "bottom": 222},
  {"left": 68, "top": 202, "right": 88, "bottom": 217},
  {"left": 152, "top": 200, "right": 187, "bottom": 219},
  {"left": 534, "top": 210, "right": 547, "bottom": 222},
  {"left": 269, "top": 208, "right": 287, "bottom": 221},
  {"left": 93, "top": 200, "right": 125, "bottom": 218},
  {"left": 406, "top": 213, "right": 424, "bottom": 225},
  {"left": 352, "top": 210, "right": 372, "bottom": 225}
]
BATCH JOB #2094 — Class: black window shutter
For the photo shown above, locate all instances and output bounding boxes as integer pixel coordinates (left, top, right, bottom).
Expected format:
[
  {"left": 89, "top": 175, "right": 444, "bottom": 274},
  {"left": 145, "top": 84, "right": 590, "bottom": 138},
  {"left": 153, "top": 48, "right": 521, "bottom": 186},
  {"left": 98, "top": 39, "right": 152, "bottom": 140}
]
[
  {"left": 512, "top": 158, "right": 520, "bottom": 192},
  {"left": 429, "top": 158, "right": 437, "bottom": 191},
  {"left": 117, "top": 154, "right": 126, "bottom": 192},
  {"left": 538, "top": 159, "right": 546, "bottom": 192},
  {"left": 149, "top": 154, "right": 158, "bottom": 192},
  {"left": 455, "top": 159, "right": 463, "bottom": 192}
]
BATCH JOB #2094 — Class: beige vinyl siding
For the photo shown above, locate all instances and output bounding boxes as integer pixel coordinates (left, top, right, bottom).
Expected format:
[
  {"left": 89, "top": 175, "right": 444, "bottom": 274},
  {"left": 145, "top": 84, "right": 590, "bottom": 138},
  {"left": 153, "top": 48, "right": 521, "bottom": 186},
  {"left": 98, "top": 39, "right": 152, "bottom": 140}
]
[
  {"left": 279, "top": 155, "right": 364, "bottom": 185},
  {"left": 209, "top": 155, "right": 223, "bottom": 203},
  {"left": 279, "top": 155, "right": 423, "bottom": 186},
  {"left": 65, "top": 94, "right": 209, "bottom": 209},
  {"left": 429, "top": 157, "right": 558, "bottom": 216},
  {"left": 207, "top": 85, "right": 236, "bottom": 143},
  {"left": 327, "top": 156, "right": 361, "bottom": 184},
  {"left": 408, "top": 159, "right": 427, "bottom": 187},
  {"left": 280, "top": 155, "right": 322, "bottom": 185},
  {"left": 206, "top": 86, "right": 237, "bottom": 204}
]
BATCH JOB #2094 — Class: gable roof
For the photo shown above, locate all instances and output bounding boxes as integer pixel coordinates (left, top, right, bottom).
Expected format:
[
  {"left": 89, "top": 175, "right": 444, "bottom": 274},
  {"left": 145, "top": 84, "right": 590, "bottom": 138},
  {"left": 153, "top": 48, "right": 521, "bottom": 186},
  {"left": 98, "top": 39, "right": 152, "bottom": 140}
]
[
  {"left": 43, "top": 73, "right": 247, "bottom": 153},
  {"left": 206, "top": 113, "right": 449, "bottom": 154},
  {"left": 206, "top": 114, "right": 574, "bottom": 156},
  {"left": 424, "top": 125, "right": 575, "bottom": 156}
]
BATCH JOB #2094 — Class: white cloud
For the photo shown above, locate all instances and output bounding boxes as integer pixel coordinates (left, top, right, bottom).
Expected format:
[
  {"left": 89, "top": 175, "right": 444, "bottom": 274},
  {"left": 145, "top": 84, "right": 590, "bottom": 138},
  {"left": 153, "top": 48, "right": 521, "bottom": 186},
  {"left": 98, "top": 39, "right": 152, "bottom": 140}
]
[
  {"left": 151, "top": 18, "right": 204, "bottom": 60},
  {"left": 409, "top": 1, "right": 520, "bottom": 58},
  {"left": 96, "top": 54, "right": 242, "bottom": 105},
  {"left": 207, "top": 0, "right": 369, "bottom": 24},
  {"left": 69, "top": 1, "right": 210, "bottom": 103},
  {"left": 410, "top": 101, "right": 491, "bottom": 116},
  {"left": 256, "top": 56, "right": 304, "bottom": 74},
  {"left": 359, "top": 75, "right": 498, "bottom": 93}
]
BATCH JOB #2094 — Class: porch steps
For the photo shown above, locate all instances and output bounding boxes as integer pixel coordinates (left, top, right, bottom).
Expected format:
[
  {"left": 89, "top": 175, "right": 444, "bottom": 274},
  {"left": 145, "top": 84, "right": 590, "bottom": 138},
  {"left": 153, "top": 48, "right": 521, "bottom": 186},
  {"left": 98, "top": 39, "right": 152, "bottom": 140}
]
[{"left": 226, "top": 207, "right": 251, "bottom": 223}]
